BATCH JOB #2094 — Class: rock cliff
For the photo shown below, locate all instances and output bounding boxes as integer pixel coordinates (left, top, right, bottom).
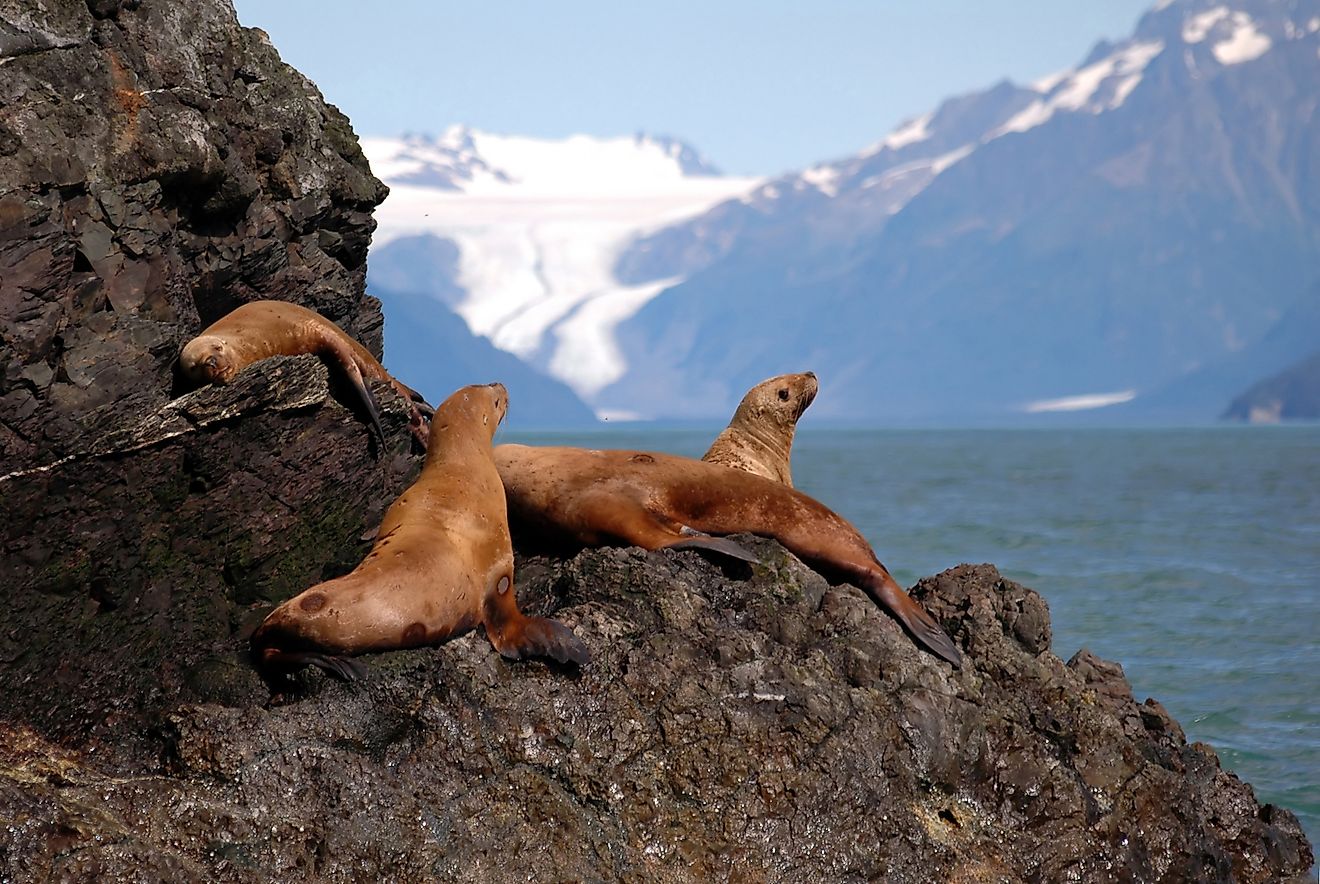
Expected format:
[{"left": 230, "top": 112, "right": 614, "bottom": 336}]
[
  {"left": 1, "top": 0, "right": 388, "bottom": 476},
  {"left": 0, "top": 1, "right": 1312, "bottom": 881}
]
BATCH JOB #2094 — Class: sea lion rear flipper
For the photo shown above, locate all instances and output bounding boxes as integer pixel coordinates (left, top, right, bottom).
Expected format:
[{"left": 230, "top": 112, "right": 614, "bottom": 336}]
[
  {"left": 396, "top": 379, "right": 432, "bottom": 412},
  {"left": 491, "top": 616, "right": 591, "bottom": 666},
  {"left": 868, "top": 575, "right": 963, "bottom": 669}
]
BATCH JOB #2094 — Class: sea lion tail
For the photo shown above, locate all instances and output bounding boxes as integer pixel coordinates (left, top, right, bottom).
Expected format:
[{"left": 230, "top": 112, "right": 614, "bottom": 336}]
[
  {"left": 491, "top": 616, "right": 591, "bottom": 666},
  {"left": 869, "top": 575, "right": 963, "bottom": 669}
]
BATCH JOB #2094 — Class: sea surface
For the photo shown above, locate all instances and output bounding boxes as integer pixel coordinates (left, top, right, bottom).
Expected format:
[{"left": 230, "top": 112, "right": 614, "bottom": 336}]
[{"left": 506, "top": 425, "right": 1320, "bottom": 851}]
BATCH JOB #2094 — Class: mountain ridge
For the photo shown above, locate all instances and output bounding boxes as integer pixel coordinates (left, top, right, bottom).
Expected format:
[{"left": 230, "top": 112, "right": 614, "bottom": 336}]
[{"left": 363, "top": 0, "right": 1320, "bottom": 422}]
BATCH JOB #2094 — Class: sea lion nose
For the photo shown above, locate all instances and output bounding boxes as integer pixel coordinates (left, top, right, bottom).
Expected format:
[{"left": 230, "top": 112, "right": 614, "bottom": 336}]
[{"left": 205, "top": 355, "right": 218, "bottom": 368}]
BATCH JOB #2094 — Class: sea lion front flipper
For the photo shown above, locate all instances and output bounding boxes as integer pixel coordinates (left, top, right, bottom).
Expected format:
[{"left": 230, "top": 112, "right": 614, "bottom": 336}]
[
  {"left": 664, "top": 534, "right": 761, "bottom": 564},
  {"left": 493, "top": 616, "right": 592, "bottom": 666},
  {"left": 319, "top": 334, "right": 387, "bottom": 443},
  {"left": 483, "top": 574, "right": 591, "bottom": 666},
  {"left": 258, "top": 647, "right": 368, "bottom": 682},
  {"left": 347, "top": 362, "right": 387, "bottom": 444}
]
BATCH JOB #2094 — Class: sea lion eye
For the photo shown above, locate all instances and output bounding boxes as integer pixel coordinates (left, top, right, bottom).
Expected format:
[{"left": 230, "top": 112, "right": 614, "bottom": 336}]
[{"left": 778, "top": 389, "right": 789, "bottom": 401}]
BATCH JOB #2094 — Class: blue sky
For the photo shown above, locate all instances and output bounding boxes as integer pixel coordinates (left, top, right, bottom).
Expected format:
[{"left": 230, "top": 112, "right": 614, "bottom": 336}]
[{"left": 233, "top": 0, "right": 1156, "bottom": 176}]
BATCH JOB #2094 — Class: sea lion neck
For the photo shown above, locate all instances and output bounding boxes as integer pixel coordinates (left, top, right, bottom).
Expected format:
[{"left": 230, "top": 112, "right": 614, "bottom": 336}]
[
  {"left": 738, "top": 418, "right": 795, "bottom": 474},
  {"left": 422, "top": 388, "right": 503, "bottom": 468}
]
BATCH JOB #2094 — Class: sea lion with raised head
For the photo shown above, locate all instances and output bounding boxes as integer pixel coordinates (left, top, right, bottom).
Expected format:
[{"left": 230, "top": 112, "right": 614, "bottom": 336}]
[
  {"left": 251, "top": 383, "right": 590, "bottom": 685},
  {"left": 179, "top": 300, "right": 431, "bottom": 448},
  {"left": 703, "top": 371, "right": 818, "bottom": 486},
  {"left": 495, "top": 444, "right": 962, "bottom": 668}
]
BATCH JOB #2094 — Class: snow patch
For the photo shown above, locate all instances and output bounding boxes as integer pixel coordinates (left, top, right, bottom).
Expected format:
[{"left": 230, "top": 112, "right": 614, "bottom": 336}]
[
  {"left": 1184, "top": 7, "right": 1230, "bottom": 43},
  {"left": 931, "top": 145, "right": 973, "bottom": 174},
  {"left": 1212, "top": 14, "right": 1271, "bottom": 64},
  {"left": 800, "top": 165, "right": 842, "bottom": 197},
  {"left": 994, "top": 41, "right": 1164, "bottom": 136},
  {"left": 1023, "top": 391, "right": 1136, "bottom": 413},
  {"left": 1030, "top": 69, "right": 1070, "bottom": 93},
  {"left": 880, "top": 112, "right": 932, "bottom": 151}
]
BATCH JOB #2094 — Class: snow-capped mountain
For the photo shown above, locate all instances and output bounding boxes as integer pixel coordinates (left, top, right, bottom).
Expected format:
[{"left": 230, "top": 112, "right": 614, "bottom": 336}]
[
  {"left": 363, "top": 127, "right": 758, "bottom": 415},
  {"left": 598, "top": 0, "right": 1320, "bottom": 420},
  {"left": 367, "top": 0, "right": 1320, "bottom": 422}
]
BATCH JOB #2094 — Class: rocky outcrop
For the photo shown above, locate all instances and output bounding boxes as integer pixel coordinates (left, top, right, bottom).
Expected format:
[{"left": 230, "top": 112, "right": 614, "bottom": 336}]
[
  {"left": 0, "top": 0, "right": 408, "bottom": 783},
  {"left": 0, "top": 518, "right": 1313, "bottom": 881},
  {"left": 0, "top": 0, "right": 388, "bottom": 475}
]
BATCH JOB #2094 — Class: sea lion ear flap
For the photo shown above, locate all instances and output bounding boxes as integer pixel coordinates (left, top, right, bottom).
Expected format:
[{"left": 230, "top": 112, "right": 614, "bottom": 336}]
[{"left": 664, "top": 530, "right": 761, "bottom": 565}]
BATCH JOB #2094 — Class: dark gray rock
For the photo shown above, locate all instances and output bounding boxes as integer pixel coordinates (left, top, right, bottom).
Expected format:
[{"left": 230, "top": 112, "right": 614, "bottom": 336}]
[
  {"left": 0, "top": 540, "right": 1312, "bottom": 882},
  {"left": 0, "top": 0, "right": 389, "bottom": 474}
]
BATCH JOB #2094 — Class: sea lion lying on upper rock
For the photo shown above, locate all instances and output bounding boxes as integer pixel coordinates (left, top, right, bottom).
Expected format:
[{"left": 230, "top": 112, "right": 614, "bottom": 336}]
[
  {"left": 703, "top": 371, "right": 818, "bottom": 486},
  {"left": 179, "top": 299, "right": 431, "bottom": 448},
  {"left": 251, "top": 383, "right": 589, "bottom": 686},
  {"left": 494, "top": 444, "right": 962, "bottom": 668}
]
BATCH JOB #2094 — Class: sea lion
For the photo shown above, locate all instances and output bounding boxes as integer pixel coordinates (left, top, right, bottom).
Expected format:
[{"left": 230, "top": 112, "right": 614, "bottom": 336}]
[
  {"left": 179, "top": 300, "right": 431, "bottom": 448},
  {"left": 703, "top": 372, "right": 818, "bottom": 486},
  {"left": 250, "top": 383, "right": 590, "bottom": 685},
  {"left": 495, "top": 445, "right": 962, "bottom": 668}
]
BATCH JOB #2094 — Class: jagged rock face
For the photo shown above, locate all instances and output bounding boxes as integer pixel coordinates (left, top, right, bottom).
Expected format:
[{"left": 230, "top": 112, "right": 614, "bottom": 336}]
[
  {"left": 0, "top": 549, "right": 1312, "bottom": 881},
  {"left": 0, "top": 0, "right": 388, "bottom": 473},
  {"left": 0, "top": 356, "right": 420, "bottom": 764},
  {"left": 0, "top": 0, "right": 403, "bottom": 769}
]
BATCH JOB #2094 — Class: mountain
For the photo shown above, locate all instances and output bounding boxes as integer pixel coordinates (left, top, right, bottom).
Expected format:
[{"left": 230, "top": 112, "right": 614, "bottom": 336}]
[
  {"left": 362, "top": 0, "right": 1320, "bottom": 423},
  {"left": 362, "top": 127, "right": 759, "bottom": 418},
  {"left": 1223, "top": 348, "right": 1320, "bottom": 421},
  {"left": 596, "top": 0, "right": 1320, "bottom": 420},
  {"left": 375, "top": 283, "right": 598, "bottom": 429}
]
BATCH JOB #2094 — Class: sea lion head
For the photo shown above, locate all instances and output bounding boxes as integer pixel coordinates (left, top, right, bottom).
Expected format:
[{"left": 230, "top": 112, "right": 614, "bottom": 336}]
[
  {"left": 437, "top": 382, "right": 509, "bottom": 437},
  {"left": 733, "top": 371, "right": 819, "bottom": 430},
  {"left": 179, "top": 334, "right": 238, "bottom": 385},
  {"left": 481, "top": 381, "right": 510, "bottom": 430}
]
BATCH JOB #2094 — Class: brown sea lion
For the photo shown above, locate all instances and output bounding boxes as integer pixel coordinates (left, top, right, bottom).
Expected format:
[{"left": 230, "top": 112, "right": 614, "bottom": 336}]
[
  {"left": 703, "top": 371, "right": 818, "bottom": 486},
  {"left": 251, "top": 383, "right": 589, "bottom": 685},
  {"left": 495, "top": 444, "right": 962, "bottom": 668},
  {"left": 179, "top": 300, "right": 431, "bottom": 448}
]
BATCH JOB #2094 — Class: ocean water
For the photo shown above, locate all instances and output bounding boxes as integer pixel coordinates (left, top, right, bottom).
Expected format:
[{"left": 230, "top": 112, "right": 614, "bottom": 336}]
[{"left": 506, "top": 426, "right": 1320, "bottom": 849}]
